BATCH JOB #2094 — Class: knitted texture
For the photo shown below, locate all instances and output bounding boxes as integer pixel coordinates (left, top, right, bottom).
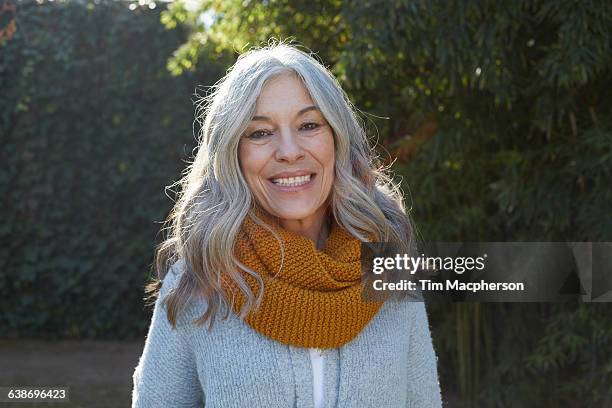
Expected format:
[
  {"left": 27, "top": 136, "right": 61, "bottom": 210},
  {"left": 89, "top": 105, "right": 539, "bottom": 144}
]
[{"left": 220, "top": 209, "right": 389, "bottom": 349}]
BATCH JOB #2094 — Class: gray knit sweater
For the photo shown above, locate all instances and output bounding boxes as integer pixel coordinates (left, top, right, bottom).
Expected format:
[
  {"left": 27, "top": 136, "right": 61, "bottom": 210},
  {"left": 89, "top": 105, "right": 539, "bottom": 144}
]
[{"left": 131, "top": 261, "right": 443, "bottom": 407}]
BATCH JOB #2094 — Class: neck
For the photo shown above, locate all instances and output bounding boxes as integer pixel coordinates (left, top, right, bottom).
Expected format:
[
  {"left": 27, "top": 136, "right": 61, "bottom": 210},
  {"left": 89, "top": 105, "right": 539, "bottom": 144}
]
[{"left": 279, "top": 206, "right": 330, "bottom": 250}]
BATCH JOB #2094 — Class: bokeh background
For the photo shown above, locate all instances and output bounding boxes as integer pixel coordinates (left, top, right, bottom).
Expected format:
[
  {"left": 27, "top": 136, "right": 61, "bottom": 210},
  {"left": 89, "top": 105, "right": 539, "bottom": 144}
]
[{"left": 1, "top": 0, "right": 611, "bottom": 407}]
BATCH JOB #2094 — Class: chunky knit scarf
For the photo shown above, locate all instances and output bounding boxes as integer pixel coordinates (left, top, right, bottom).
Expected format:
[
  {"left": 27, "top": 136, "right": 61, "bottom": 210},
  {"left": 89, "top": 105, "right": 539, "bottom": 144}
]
[{"left": 220, "top": 209, "right": 388, "bottom": 349}]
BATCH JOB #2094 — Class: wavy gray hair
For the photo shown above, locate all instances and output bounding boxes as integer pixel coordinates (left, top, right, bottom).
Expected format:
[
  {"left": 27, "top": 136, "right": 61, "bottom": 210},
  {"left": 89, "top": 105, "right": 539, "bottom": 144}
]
[{"left": 147, "top": 40, "right": 416, "bottom": 329}]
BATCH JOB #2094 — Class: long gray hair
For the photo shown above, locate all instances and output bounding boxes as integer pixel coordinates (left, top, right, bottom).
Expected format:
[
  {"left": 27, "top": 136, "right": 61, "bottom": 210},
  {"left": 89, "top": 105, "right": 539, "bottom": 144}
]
[{"left": 147, "top": 40, "right": 416, "bottom": 329}]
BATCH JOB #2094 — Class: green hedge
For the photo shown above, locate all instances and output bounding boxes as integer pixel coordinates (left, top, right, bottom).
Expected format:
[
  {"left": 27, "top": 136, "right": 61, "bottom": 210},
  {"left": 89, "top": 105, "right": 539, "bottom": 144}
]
[{"left": 0, "top": 0, "right": 225, "bottom": 338}]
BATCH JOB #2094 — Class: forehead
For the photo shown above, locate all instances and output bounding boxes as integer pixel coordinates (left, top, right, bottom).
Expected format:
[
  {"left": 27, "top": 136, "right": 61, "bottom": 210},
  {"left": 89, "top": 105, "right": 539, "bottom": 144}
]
[{"left": 254, "top": 73, "right": 315, "bottom": 114}]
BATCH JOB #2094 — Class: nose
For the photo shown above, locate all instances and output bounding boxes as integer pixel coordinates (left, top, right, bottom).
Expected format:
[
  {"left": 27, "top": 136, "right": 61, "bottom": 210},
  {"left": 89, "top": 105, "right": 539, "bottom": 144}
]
[{"left": 274, "top": 127, "right": 305, "bottom": 163}]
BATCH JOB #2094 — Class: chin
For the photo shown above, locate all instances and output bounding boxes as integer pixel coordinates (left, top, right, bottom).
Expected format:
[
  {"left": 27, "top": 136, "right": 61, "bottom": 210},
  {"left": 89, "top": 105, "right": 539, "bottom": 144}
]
[{"left": 267, "top": 203, "right": 320, "bottom": 222}]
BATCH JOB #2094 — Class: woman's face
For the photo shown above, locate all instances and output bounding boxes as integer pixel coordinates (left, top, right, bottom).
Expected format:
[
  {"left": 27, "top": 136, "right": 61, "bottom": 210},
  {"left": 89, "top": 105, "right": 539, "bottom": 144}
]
[{"left": 238, "top": 73, "right": 335, "bottom": 223}]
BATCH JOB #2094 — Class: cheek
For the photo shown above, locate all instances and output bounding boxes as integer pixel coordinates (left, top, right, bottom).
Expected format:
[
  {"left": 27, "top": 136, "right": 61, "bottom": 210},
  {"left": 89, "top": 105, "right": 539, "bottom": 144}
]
[
  {"left": 318, "top": 134, "right": 335, "bottom": 177},
  {"left": 238, "top": 143, "right": 266, "bottom": 184}
]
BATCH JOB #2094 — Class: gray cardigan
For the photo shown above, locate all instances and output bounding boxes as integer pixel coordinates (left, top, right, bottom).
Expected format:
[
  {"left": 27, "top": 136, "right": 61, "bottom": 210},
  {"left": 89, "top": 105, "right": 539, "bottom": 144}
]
[{"left": 132, "top": 261, "right": 443, "bottom": 407}]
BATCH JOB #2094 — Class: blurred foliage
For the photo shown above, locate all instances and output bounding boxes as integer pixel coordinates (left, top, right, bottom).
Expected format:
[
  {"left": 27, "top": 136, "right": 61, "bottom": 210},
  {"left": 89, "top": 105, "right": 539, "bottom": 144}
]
[
  {"left": 0, "top": 0, "right": 225, "bottom": 338},
  {"left": 1, "top": 0, "right": 611, "bottom": 406},
  {"left": 166, "top": 0, "right": 612, "bottom": 242},
  {"left": 0, "top": 0, "right": 17, "bottom": 44}
]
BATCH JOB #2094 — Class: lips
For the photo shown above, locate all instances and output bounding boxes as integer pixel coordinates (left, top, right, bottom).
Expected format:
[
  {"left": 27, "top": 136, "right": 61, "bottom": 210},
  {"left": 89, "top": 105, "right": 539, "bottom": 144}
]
[
  {"left": 269, "top": 170, "right": 314, "bottom": 178},
  {"left": 268, "top": 171, "right": 316, "bottom": 185},
  {"left": 267, "top": 171, "right": 317, "bottom": 190},
  {"left": 271, "top": 174, "right": 312, "bottom": 187}
]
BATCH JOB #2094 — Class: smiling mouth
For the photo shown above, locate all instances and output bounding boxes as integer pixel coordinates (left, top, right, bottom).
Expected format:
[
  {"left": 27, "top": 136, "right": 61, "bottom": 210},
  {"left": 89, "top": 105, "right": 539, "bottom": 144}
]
[{"left": 269, "top": 173, "right": 316, "bottom": 187}]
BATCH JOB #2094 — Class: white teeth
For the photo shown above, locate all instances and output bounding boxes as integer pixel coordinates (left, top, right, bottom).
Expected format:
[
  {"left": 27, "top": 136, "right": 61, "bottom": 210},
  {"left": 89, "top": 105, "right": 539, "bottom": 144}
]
[{"left": 272, "top": 174, "right": 312, "bottom": 187}]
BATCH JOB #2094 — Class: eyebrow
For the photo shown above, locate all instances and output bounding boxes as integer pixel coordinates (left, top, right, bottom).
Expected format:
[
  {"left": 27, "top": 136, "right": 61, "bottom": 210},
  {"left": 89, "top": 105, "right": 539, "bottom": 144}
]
[{"left": 251, "top": 105, "right": 320, "bottom": 122}]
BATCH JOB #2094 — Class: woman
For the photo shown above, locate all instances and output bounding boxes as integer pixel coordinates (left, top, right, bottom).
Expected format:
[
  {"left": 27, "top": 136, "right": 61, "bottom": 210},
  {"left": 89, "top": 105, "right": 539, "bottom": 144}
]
[{"left": 132, "top": 41, "right": 442, "bottom": 407}]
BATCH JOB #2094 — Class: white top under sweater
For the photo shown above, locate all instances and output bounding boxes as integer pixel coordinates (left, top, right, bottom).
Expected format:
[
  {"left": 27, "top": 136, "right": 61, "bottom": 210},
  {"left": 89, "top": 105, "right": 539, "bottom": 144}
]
[{"left": 308, "top": 348, "right": 325, "bottom": 408}]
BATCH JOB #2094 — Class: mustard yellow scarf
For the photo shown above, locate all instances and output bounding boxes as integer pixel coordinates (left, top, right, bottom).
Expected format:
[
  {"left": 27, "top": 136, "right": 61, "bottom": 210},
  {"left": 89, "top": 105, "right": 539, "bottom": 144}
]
[{"left": 220, "top": 210, "right": 387, "bottom": 349}]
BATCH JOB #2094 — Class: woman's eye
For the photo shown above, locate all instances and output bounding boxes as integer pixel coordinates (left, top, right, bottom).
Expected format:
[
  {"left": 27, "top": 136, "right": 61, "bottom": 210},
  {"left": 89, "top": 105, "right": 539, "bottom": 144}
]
[
  {"left": 301, "top": 122, "right": 320, "bottom": 131},
  {"left": 247, "top": 130, "right": 271, "bottom": 139}
]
